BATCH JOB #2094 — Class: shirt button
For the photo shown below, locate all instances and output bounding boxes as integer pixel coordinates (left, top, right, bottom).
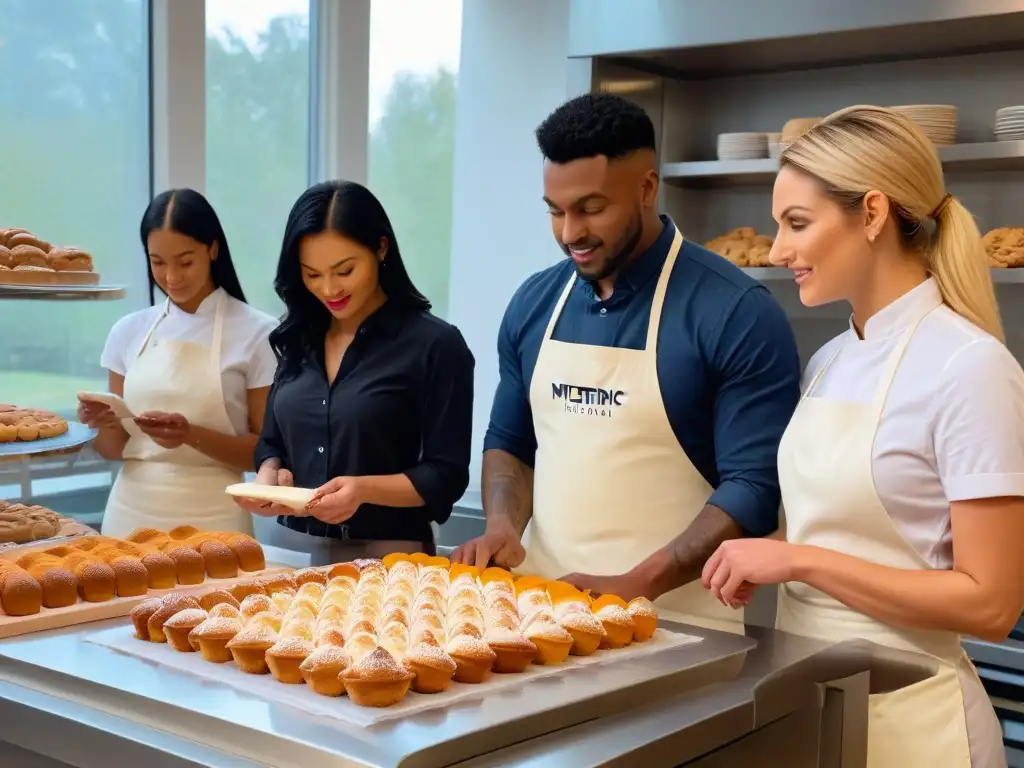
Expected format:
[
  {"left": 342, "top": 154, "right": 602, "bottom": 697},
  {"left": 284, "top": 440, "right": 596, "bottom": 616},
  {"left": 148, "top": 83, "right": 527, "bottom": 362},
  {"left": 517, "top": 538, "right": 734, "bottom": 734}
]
[
  {"left": 358, "top": 328, "right": 367, "bottom": 335},
  {"left": 322, "top": 399, "right": 326, "bottom": 406},
  {"left": 318, "top": 446, "right": 324, "bottom": 454},
  {"left": 599, "top": 307, "right": 607, "bottom": 315}
]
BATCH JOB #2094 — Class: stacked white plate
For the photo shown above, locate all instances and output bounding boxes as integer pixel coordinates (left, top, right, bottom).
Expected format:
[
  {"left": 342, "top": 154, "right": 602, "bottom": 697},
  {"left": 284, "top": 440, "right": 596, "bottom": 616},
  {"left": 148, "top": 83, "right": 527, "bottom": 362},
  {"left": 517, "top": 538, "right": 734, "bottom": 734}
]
[
  {"left": 766, "top": 132, "right": 783, "bottom": 159},
  {"left": 891, "top": 105, "right": 958, "bottom": 146},
  {"left": 717, "top": 132, "right": 768, "bottom": 161},
  {"left": 994, "top": 106, "right": 1024, "bottom": 141}
]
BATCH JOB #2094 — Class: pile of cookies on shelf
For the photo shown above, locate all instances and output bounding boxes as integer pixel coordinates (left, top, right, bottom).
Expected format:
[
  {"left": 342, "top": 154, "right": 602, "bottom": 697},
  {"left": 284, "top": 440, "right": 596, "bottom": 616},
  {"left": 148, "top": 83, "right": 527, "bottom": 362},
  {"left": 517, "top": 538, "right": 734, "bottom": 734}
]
[
  {"left": 0, "top": 228, "right": 94, "bottom": 282},
  {"left": 0, "top": 501, "right": 76, "bottom": 545},
  {"left": 982, "top": 227, "right": 1024, "bottom": 268},
  {"left": 704, "top": 227, "right": 774, "bottom": 267},
  {"left": 0, "top": 525, "right": 265, "bottom": 617},
  {"left": 0, "top": 404, "right": 69, "bottom": 443},
  {"left": 132, "top": 555, "right": 659, "bottom": 708}
]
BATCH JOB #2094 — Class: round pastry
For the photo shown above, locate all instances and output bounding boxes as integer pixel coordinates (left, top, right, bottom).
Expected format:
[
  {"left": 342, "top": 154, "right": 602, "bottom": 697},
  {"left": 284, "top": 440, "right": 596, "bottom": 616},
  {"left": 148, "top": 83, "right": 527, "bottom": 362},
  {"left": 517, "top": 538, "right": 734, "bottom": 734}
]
[
  {"left": 223, "top": 535, "right": 265, "bottom": 572},
  {"left": 266, "top": 637, "right": 314, "bottom": 684},
  {"left": 558, "top": 610, "right": 606, "bottom": 656},
  {"left": 316, "top": 603, "right": 345, "bottom": 627},
  {"left": 17, "top": 558, "right": 78, "bottom": 608},
  {"left": 299, "top": 645, "right": 350, "bottom": 696},
  {"left": 344, "top": 631, "right": 378, "bottom": 664},
  {"left": 595, "top": 604, "right": 635, "bottom": 649},
  {"left": 260, "top": 573, "right": 297, "bottom": 594},
  {"left": 446, "top": 635, "right": 496, "bottom": 683},
  {"left": 293, "top": 567, "right": 327, "bottom": 586},
  {"left": 226, "top": 625, "right": 277, "bottom": 674},
  {"left": 296, "top": 582, "right": 326, "bottom": 604},
  {"left": 197, "top": 540, "right": 238, "bottom": 579},
  {"left": 163, "top": 608, "right": 209, "bottom": 652},
  {"left": 169, "top": 525, "right": 201, "bottom": 541},
  {"left": 0, "top": 563, "right": 43, "bottom": 616},
  {"left": 484, "top": 627, "right": 537, "bottom": 673},
  {"left": 59, "top": 555, "right": 116, "bottom": 603},
  {"left": 130, "top": 598, "right": 164, "bottom": 640},
  {"left": 7, "top": 233, "right": 50, "bottom": 252},
  {"left": 9, "top": 244, "right": 48, "bottom": 267},
  {"left": 239, "top": 593, "right": 277, "bottom": 619},
  {"left": 209, "top": 603, "right": 243, "bottom": 621},
  {"left": 447, "top": 620, "right": 483, "bottom": 640},
  {"left": 46, "top": 247, "right": 93, "bottom": 272},
  {"left": 627, "top": 597, "right": 658, "bottom": 642},
  {"left": 228, "top": 580, "right": 265, "bottom": 602},
  {"left": 107, "top": 555, "right": 149, "bottom": 597},
  {"left": 138, "top": 551, "right": 178, "bottom": 589},
  {"left": 248, "top": 610, "right": 283, "bottom": 633},
  {"left": 280, "top": 617, "right": 315, "bottom": 642},
  {"left": 198, "top": 590, "right": 240, "bottom": 613},
  {"left": 341, "top": 647, "right": 415, "bottom": 707},
  {"left": 404, "top": 642, "right": 457, "bottom": 693},
  {"left": 190, "top": 616, "right": 243, "bottom": 662},
  {"left": 314, "top": 624, "right": 346, "bottom": 648},
  {"left": 166, "top": 546, "right": 206, "bottom": 585},
  {"left": 352, "top": 558, "right": 387, "bottom": 580},
  {"left": 323, "top": 562, "right": 360, "bottom": 581},
  {"left": 524, "top": 620, "right": 574, "bottom": 665},
  {"left": 269, "top": 590, "right": 295, "bottom": 613},
  {"left": 147, "top": 594, "right": 201, "bottom": 643},
  {"left": 126, "top": 527, "right": 166, "bottom": 545}
]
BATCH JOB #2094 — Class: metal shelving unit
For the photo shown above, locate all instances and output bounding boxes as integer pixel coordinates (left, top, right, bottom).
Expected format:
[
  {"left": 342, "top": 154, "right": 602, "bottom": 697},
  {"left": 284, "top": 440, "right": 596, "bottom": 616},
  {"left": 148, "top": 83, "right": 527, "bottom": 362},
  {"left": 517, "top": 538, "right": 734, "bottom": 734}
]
[{"left": 743, "top": 267, "right": 1024, "bottom": 283}]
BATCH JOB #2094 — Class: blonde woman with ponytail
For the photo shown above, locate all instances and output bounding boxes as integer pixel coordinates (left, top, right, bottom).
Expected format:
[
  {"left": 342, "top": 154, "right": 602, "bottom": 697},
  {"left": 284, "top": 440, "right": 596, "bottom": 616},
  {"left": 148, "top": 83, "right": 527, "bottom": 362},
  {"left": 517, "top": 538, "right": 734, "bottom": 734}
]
[{"left": 701, "top": 106, "right": 1024, "bottom": 768}]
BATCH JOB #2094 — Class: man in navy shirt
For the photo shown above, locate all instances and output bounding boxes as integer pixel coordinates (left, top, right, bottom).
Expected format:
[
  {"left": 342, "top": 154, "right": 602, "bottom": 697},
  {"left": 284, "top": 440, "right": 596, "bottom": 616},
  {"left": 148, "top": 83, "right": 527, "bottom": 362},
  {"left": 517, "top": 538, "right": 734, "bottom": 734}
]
[{"left": 452, "top": 94, "right": 800, "bottom": 627}]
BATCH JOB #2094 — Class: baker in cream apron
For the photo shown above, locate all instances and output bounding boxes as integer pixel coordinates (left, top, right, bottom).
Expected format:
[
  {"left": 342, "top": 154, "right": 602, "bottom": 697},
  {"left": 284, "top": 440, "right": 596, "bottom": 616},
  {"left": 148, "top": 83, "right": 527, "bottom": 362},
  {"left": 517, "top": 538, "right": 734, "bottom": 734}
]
[
  {"left": 776, "top": 309, "right": 999, "bottom": 767},
  {"left": 519, "top": 228, "right": 741, "bottom": 632},
  {"left": 103, "top": 292, "right": 252, "bottom": 539}
]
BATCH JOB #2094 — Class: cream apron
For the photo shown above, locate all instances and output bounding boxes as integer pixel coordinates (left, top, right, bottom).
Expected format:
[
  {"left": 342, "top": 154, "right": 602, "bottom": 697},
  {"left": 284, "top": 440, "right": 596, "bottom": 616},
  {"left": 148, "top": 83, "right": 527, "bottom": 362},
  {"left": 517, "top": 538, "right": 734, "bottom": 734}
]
[
  {"left": 776, "top": 309, "right": 1002, "bottom": 767},
  {"left": 103, "top": 293, "right": 253, "bottom": 539},
  {"left": 520, "top": 228, "right": 742, "bottom": 632}
]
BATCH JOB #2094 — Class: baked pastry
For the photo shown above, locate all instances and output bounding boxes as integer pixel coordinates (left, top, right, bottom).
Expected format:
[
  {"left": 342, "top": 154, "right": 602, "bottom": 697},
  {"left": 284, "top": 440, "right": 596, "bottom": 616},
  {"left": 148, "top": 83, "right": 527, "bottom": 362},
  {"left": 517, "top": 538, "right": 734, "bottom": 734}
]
[
  {"left": 299, "top": 645, "right": 350, "bottom": 696},
  {"left": 190, "top": 616, "right": 243, "bottom": 662},
  {"left": 340, "top": 647, "right": 415, "bottom": 707},
  {"left": 208, "top": 603, "right": 243, "bottom": 621},
  {"left": 165, "top": 546, "right": 206, "bottom": 585},
  {"left": 293, "top": 567, "right": 327, "bottom": 586},
  {"left": 483, "top": 627, "right": 537, "bottom": 673},
  {"left": 0, "top": 405, "right": 69, "bottom": 442},
  {"left": 404, "top": 641, "right": 457, "bottom": 693},
  {"left": 228, "top": 580, "right": 265, "bottom": 602},
  {"left": 704, "top": 227, "right": 774, "bottom": 268},
  {"left": 191, "top": 531, "right": 266, "bottom": 572},
  {"left": 983, "top": 227, "right": 1024, "bottom": 268},
  {"left": 628, "top": 597, "right": 658, "bottom": 642},
  {"left": 8, "top": 245, "right": 48, "bottom": 268},
  {"left": 99, "top": 540, "right": 178, "bottom": 590},
  {"left": 163, "top": 607, "right": 209, "bottom": 652},
  {"left": 58, "top": 553, "right": 117, "bottom": 602},
  {"left": 594, "top": 600, "right": 636, "bottom": 649},
  {"left": 247, "top": 610, "right": 283, "bottom": 633},
  {"left": 557, "top": 607, "right": 607, "bottom": 656},
  {"left": 14, "top": 554, "right": 78, "bottom": 608},
  {"left": 523, "top": 619, "right": 573, "bottom": 665},
  {"left": 226, "top": 625, "right": 277, "bottom": 674},
  {"left": 46, "top": 247, "right": 93, "bottom": 272},
  {"left": 446, "top": 635, "right": 496, "bottom": 683},
  {"left": 239, "top": 593, "right": 278, "bottom": 619},
  {"left": 344, "top": 630, "right": 378, "bottom": 664},
  {"left": 147, "top": 593, "right": 201, "bottom": 643},
  {"left": 198, "top": 589, "right": 240, "bottom": 612},
  {"left": 260, "top": 572, "right": 297, "bottom": 595},
  {"left": 0, "top": 501, "right": 65, "bottom": 543},
  {"left": 87, "top": 548, "right": 149, "bottom": 597},
  {"left": 0, "top": 560, "right": 43, "bottom": 616},
  {"left": 7, "top": 233, "right": 50, "bottom": 252},
  {"left": 266, "top": 636, "right": 314, "bottom": 684},
  {"left": 131, "top": 598, "right": 164, "bottom": 640},
  {"left": 196, "top": 540, "right": 238, "bottom": 579}
]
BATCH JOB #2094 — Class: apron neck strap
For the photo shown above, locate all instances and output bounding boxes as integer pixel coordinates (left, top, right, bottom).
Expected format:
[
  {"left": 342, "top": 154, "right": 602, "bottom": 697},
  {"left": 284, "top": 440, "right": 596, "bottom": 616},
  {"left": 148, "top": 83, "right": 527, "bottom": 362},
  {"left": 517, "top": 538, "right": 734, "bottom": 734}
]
[{"left": 209, "top": 291, "right": 226, "bottom": 369}]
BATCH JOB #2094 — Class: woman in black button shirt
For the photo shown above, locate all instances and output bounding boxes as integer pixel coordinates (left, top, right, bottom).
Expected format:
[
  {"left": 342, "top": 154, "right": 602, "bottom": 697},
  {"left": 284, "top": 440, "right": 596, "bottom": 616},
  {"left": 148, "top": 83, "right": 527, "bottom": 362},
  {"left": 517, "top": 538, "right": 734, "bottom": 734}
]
[{"left": 240, "top": 180, "right": 475, "bottom": 562}]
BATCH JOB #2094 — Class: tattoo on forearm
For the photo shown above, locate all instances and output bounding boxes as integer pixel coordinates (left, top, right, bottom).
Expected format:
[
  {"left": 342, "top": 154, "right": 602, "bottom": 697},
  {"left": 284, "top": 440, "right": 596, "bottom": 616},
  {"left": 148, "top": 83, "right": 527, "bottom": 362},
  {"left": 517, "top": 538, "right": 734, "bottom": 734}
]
[
  {"left": 482, "top": 449, "right": 534, "bottom": 534},
  {"left": 669, "top": 504, "right": 742, "bottom": 586}
]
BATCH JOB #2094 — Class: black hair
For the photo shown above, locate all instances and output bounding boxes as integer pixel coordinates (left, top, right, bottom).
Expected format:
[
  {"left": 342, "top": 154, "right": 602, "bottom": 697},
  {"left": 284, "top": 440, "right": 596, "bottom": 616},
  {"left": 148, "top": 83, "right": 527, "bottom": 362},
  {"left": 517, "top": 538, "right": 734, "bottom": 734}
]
[
  {"left": 140, "top": 188, "right": 247, "bottom": 305},
  {"left": 269, "top": 180, "right": 431, "bottom": 378},
  {"left": 535, "top": 93, "right": 657, "bottom": 164}
]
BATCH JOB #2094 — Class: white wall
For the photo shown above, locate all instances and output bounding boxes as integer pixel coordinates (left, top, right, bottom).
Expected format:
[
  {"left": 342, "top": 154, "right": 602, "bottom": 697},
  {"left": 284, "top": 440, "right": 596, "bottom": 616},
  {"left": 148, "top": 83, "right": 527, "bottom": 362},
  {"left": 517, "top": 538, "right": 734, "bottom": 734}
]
[{"left": 447, "top": 0, "right": 590, "bottom": 506}]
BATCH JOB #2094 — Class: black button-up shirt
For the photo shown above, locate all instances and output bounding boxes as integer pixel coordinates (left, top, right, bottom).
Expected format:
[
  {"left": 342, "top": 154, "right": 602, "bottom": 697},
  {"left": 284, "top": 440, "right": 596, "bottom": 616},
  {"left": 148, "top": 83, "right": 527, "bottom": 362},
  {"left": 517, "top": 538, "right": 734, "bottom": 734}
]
[{"left": 254, "top": 301, "right": 475, "bottom": 543}]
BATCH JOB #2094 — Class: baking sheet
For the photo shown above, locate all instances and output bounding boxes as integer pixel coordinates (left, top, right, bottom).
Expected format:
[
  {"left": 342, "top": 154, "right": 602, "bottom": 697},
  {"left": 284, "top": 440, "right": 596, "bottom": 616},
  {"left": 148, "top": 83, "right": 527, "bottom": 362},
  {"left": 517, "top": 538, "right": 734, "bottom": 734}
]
[{"left": 86, "top": 626, "right": 702, "bottom": 727}]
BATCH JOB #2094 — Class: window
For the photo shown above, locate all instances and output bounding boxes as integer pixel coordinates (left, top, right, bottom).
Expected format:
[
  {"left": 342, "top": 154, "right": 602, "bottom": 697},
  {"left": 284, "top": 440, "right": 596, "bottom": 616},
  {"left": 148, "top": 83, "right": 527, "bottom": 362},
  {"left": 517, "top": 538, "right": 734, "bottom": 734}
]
[
  {"left": 368, "top": 0, "right": 462, "bottom": 318},
  {"left": 205, "top": 0, "right": 312, "bottom": 316},
  {"left": 0, "top": 0, "right": 151, "bottom": 521}
]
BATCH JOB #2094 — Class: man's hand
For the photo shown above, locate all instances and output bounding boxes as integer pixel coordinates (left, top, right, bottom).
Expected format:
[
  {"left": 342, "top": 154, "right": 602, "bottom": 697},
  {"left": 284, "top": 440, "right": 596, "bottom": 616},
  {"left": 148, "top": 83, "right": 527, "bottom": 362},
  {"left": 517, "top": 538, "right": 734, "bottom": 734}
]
[
  {"left": 235, "top": 465, "right": 296, "bottom": 517},
  {"left": 559, "top": 571, "right": 655, "bottom": 602},
  {"left": 134, "top": 411, "right": 190, "bottom": 450},
  {"left": 307, "top": 476, "right": 363, "bottom": 525},
  {"left": 450, "top": 520, "right": 526, "bottom": 571}
]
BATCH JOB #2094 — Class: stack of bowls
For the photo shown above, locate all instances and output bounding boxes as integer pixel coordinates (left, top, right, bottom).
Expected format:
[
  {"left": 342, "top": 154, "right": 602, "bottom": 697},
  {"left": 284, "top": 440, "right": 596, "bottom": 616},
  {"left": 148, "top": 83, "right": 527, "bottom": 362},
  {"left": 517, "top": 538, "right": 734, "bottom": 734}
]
[
  {"left": 891, "top": 104, "right": 958, "bottom": 146},
  {"left": 716, "top": 132, "right": 768, "bottom": 161},
  {"left": 994, "top": 106, "right": 1024, "bottom": 141}
]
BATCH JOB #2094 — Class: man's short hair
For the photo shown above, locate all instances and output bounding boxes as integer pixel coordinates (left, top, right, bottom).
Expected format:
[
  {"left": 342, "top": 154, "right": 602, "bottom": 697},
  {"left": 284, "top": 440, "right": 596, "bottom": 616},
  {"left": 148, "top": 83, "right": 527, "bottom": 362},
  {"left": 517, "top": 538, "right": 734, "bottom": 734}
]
[{"left": 535, "top": 93, "right": 656, "bottom": 164}]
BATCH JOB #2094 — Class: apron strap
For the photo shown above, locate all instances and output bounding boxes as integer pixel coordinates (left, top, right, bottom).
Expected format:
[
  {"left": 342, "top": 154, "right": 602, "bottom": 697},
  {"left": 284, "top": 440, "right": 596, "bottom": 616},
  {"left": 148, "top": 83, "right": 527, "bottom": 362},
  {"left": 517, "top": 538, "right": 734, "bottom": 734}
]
[
  {"left": 644, "top": 226, "right": 684, "bottom": 351},
  {"left": 542, "top": 271, "right": 578, "bottom": 342},
  {"left": 802, "top": 343, "right": 844, "bottom": 399},
  {"left": 209, "top": 291, "right": 226, "bottom": 373}
]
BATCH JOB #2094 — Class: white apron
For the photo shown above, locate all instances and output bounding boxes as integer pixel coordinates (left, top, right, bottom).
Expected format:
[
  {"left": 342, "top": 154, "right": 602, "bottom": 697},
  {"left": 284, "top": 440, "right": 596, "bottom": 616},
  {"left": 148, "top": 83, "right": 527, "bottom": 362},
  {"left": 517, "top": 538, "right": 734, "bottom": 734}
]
[
  {"left": 776, "top": 309, "right": 1004, "bottom": 767},
  {"left": 103, "top": 293, "right": 253, "bottom": 539},
  {"left": 520, "top": 228, "right": 743, "bottom": 632}
]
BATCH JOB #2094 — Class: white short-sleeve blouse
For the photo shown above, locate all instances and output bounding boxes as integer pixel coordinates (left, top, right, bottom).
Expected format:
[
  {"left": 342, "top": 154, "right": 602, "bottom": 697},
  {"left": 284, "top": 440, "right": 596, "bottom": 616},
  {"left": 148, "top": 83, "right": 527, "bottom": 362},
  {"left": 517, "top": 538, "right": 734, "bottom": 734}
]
[
  {"left": 804, "top": 278, "right": 1024, "bottom": 568},
  {"left": 100, "top": 288, "right": 279, "bottom": 436}
]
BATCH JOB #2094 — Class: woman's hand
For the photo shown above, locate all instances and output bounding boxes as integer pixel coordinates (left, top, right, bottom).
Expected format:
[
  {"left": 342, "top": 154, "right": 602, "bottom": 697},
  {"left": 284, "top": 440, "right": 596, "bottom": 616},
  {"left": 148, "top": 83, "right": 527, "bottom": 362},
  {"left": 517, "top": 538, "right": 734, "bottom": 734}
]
[
  {"left": 77, "top": 398, "right": 119, "bottom": 429},
  {"left": 134, "top": 411, "right": 190, "bottom": 449},
  {"left": 701, "top": 538, "right": 802, "bottom": 607},
  {"left": 235, "top": 465, "right": 296, "bottom": 517},
  {"left": 307, "top": 476, "right": 364, "bottom": 525}
]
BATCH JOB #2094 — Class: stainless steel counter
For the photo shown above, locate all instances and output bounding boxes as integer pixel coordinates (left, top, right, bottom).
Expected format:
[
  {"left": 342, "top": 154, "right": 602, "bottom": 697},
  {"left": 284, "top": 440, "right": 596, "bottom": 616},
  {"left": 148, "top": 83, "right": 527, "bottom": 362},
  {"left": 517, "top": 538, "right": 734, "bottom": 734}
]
[{"left": 0, "top": 618, "right": 936, "bottom": 768}]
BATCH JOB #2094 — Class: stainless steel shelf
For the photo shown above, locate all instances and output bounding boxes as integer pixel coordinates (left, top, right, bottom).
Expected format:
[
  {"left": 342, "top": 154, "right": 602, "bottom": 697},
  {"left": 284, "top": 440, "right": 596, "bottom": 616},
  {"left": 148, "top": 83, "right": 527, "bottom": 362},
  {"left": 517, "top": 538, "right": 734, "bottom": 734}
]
[
  {"left": 742, "top": 267, "right": 1024, "bottom": 283},
  {"left": 0, "top": 284, "right": 126, "bottom": 301},
  {"left": 664, "top": 141, "right": 1024, "bottom": 186}
]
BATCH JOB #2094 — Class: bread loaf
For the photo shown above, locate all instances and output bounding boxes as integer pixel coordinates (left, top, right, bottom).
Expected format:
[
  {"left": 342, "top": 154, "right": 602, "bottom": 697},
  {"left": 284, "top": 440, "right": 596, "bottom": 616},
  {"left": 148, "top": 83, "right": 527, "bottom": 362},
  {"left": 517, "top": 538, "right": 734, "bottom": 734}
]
[{"left": 0, "top": 560, "right": 43, "bottom": 615}]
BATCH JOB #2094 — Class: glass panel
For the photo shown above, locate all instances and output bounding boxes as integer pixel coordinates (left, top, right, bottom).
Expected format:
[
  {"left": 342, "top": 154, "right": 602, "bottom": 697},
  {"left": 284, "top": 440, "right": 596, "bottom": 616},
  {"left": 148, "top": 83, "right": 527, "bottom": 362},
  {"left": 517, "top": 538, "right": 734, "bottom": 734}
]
[
  {"left": 0, "top": 0, "right": 151, "bottom": 524},
  {"left": 368, "top": 0, "right": 463, "bottom": 318},
  {"left": 205, "top": 0, "right": 311, "bottom": 316}
]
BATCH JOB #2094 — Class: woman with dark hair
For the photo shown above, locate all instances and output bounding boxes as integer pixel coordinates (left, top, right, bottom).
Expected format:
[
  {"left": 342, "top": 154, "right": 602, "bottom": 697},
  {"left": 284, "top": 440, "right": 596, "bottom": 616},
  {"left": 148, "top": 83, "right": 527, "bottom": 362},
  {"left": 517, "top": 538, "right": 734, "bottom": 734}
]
[
  {"left": 78, "top": 188, "right": 278, "bottom": 538},
  {"left": 235, "top": 180, "right": 475, "bottom": 562}
]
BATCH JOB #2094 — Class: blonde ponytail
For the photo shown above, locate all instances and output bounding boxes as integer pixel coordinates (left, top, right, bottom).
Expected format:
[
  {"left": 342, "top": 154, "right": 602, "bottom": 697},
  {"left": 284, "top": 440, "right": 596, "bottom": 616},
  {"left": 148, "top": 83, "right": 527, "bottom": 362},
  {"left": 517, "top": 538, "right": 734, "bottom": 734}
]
[
  {"left": 781, "top": 105, "right": 1004, "bottom": 342},
  {"left": 930, "top": 198, "right": 1004, "bottom": 341}
]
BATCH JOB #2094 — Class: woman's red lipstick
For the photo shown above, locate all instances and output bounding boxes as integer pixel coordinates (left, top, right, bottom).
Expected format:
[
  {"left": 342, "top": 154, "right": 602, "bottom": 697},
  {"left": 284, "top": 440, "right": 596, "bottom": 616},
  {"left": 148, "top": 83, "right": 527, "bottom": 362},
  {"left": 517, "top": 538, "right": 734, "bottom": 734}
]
[{"left": 326, "top": 296, "right": 350, "bottom": 311}]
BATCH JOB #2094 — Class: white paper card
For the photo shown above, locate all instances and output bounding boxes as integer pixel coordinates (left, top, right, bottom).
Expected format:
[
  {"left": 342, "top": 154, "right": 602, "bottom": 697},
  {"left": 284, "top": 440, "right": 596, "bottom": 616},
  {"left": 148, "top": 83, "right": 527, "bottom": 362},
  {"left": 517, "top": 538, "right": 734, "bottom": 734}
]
[
  {"left": 224, "top": 482, "right": 315, "bottom": 511},
  {"left": 77, "top": 391, "right": 135, "bottom": 420}
]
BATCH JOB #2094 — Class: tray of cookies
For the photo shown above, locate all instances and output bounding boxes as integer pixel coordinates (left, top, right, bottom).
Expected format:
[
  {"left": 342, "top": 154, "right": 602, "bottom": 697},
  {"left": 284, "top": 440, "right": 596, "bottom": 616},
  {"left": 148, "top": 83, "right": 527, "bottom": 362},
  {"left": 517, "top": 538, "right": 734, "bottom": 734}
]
[
  {"left": 0, "top": 525, "right": 290, "bottom": 638},
  {"left": 86, "top": 555, "right": 702, "bottom": 726}
]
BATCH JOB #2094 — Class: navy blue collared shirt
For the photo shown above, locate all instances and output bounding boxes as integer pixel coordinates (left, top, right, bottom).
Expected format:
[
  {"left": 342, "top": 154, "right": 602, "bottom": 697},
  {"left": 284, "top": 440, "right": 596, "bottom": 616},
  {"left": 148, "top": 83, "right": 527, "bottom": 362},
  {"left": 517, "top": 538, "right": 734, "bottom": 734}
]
[{"left": 483, "top": 217, "right": 800, "bottom": 537}]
